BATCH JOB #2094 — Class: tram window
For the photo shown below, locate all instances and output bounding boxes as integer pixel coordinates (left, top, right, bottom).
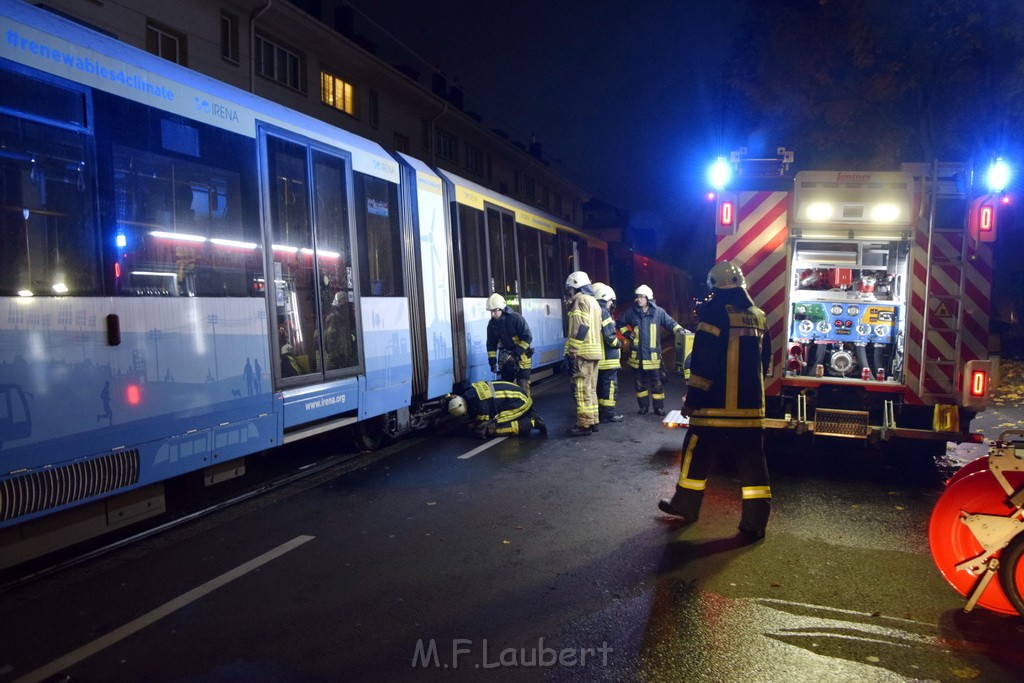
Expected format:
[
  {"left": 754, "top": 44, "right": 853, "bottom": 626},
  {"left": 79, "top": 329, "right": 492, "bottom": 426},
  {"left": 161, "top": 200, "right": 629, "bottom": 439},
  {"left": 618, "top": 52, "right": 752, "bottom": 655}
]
[
  {"left": 0, "top": 115, "right": 101, "bottom": 296},
  {"left": 457, "top": 204, "right": 487, "bottom": 297},
  {"left": 355, "top": 173, "right": 403, "bottom": 296},
  {"left": 540, "top": 232, "right": 560, "bottom": 298},
  {"left": 267, "top": 136, "right": 316, "bottom": 379},
  {"left": 98, "top": 95, "right": 259, "bottom": 297},
  {"left": 311, "top": 150, "right": 358, "bottom": 372},
  {"left": 487, "top": 208, "right": 516, "bottom": 297},
  {"left": 517, "top": 226, "right": 542, "bottom": 298}
]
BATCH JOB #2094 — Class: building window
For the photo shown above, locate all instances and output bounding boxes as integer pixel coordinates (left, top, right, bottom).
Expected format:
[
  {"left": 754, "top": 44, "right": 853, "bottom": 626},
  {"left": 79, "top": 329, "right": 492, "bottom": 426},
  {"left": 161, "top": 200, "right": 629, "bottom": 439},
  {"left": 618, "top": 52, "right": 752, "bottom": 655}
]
[
  {"left": 255, "top": 34, "right": 304, "bottom": 91},
  {"left": 146, "top": 21, "right": 186, "bottom": 65},
  {"left": 465, "top": 143, "right": 483, "bottom": 176},
  {"left": 220, "top": 12, "right": 239, "bottom": 63},
  {"left": 320, "top": 69, "right": 358, "bottom": 116},
  {"left": 368, "top": 90, "right": 379, "bottom": 128},
  {"left": 435, "top": 129, "right": 457, "bottom": 163},
  {"left": 394, "top": 133, "right": 410, "bottom": 154},
  {"left": 514, "top": 170, "right": 535, "bottom": 201},
  {"left": 555, "top": 193, "right": 563, "bottom": 217},
  {"left": 539, "top": 184, "right": 550, "bottom": 208}
]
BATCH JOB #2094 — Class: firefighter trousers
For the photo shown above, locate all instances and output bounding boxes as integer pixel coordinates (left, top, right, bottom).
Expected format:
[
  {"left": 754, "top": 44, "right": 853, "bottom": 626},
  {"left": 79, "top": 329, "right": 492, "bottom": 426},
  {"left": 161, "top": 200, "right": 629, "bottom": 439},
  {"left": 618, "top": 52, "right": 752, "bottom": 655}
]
[
  {"left": 572, "top": 358, "right": 600, "bottom": 428},
  {"left": 665, "top": 426, "right": 771, "bottom": 533},
  {"left": 597, "top": 368, "right": 619, "bottom": 419},
  {"left": 633, "top": 367, "right": 665, "bottom": 411}
]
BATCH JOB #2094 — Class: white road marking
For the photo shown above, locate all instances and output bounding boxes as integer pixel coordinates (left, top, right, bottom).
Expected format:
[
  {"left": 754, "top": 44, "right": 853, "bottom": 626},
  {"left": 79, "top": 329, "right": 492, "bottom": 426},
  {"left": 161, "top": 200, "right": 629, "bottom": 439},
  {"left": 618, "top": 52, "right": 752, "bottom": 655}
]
[
  {"left": 458, "top": 437, "right": 507, "bottom": 459},
  {"left": 15, "top": 535, "right": 315, "bottom": 683}
]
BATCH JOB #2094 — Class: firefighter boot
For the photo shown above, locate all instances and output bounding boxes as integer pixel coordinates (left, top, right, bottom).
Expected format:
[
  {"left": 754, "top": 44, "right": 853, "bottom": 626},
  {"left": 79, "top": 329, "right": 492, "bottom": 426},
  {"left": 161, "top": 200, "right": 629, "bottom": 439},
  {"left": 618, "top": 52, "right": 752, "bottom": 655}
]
[
  {"left": 600, "top": 410, "right": 624, "bottom": 423},
  {"left": 531, "top": 412, "right": 547, "bottom": 435},
  {"left": 657, "top": 499, "right": 696, "bottom": 525}
]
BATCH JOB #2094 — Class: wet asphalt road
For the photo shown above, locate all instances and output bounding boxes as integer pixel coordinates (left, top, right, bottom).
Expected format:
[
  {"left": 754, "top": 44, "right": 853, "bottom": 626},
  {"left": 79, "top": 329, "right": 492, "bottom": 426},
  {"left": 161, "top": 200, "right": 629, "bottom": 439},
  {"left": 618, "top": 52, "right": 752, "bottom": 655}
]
[{"left": 1, "top": 372, "right": 1023, "bottom": 682}]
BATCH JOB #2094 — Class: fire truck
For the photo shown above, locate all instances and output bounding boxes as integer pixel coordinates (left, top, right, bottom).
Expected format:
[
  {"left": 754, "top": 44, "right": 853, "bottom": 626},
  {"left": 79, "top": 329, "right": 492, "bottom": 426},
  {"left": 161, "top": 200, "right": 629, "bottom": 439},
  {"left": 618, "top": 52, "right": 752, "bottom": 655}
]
[{"left": 711, "top": 150, "right": 1005, "bottom": 460}]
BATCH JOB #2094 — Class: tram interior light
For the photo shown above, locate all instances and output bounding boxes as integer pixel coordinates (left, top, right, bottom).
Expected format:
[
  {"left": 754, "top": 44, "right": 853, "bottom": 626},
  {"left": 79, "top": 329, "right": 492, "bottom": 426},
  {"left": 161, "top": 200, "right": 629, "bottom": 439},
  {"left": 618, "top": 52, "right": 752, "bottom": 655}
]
[
  {"left": 987, "top": 158, "right": 1010, "bottom": 193},
  {"left": 709, "top": 157, "right": 731, "bottom": 190}
]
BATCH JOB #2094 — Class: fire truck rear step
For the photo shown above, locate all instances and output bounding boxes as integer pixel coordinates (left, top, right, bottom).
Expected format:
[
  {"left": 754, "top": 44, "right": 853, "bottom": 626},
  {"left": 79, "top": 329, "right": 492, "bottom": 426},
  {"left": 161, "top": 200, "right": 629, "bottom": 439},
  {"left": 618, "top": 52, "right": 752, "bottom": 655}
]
[{"left": 811, "top": 408, "right": 870, "bottom": 438}]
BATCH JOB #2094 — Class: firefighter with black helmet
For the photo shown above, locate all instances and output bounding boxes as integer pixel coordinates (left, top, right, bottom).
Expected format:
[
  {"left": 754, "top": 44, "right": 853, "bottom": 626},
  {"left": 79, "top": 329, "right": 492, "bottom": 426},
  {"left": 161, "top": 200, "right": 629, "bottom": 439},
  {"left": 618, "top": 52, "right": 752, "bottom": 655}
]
[
  {"left": 658, "top": 261, "right": 774, "bottom": 540},
  {"left": 616, "top": 284, "right": 687, "bottom": 416},
  {"left": 485, "top": 293, "right": 534, "bottom": 395},
  {"left": 592, "top": 282, "right": 624, "bottom": 423},
  {"left": 447, "top": 380, "right": 546, "bottom": 439}
]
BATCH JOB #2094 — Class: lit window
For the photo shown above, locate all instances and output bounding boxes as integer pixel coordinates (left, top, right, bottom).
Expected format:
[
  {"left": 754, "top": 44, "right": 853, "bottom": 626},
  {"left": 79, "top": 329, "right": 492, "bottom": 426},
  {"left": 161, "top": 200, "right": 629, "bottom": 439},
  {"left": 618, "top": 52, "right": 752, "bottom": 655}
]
[{"left": 320, "top": 70, "right": 358, "bottom": 116}]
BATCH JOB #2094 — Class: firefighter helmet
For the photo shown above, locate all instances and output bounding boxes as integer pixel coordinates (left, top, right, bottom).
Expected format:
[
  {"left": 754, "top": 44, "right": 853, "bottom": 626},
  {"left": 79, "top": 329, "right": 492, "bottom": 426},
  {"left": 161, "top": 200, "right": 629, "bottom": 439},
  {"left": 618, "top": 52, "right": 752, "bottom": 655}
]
[
  {"left": 634, "top": 284, "right": 654, "bottom": 299},
  {"left": 707, "top": 261, "right": 747, "bottom": 290},
  {"left": 565, "top": 271, "right": 591, "bottom": 289},
  {"left": 486, "top": 293, "right": 505, "bottom": 311},
  {"left": 447, "top": 395, "right": 467, "bottom": 417},
  {"left": 592, "top": 282, "right": 616, "bottom": 302}
]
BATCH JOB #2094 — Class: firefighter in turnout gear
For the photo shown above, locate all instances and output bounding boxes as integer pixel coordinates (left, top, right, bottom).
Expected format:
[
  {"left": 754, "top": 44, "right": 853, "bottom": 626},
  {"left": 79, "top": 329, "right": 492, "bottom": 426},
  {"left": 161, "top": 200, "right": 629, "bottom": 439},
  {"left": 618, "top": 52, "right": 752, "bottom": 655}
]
[
  {"left": 564, "top": 271, "right": 604, "bottom": 436},
  {"left": 658, "top": 261, "right": 774, "bottom": 539},
  {"left": 447, "top": 380, "right": 547, "bottom": 439},
  {"left": 616, "top": 284, "right": 687, "bottom": 416},
  {"left": 485, "top": 293, "right": 534, "bottom": 395},
  {"left": 592, "top": 282, "right": 624, "bottom": 423}
]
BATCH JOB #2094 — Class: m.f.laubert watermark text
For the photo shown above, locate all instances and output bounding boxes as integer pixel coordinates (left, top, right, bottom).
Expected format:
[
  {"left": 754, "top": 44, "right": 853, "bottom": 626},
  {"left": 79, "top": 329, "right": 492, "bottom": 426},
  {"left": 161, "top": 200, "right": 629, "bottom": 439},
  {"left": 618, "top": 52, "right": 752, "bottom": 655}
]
[{"left": 412, "top": 638, "right": 612, "bottom": 669}]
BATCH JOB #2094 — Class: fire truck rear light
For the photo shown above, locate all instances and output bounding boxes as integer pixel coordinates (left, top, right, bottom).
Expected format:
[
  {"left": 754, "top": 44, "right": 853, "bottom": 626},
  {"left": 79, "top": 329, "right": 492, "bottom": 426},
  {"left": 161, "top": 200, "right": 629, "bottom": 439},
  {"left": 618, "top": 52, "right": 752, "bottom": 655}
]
[
  {"left": 720, "top": 201, "right": 734, "bottom": 226},
  {"left": 979, "top": 205, "right": 993, "bottom": 233},
  {"left": 969, "top": 370, "right": 988, "bottom": 397},
  {"left": 961, "top": 360, "right": 991, "bottom": 409}
]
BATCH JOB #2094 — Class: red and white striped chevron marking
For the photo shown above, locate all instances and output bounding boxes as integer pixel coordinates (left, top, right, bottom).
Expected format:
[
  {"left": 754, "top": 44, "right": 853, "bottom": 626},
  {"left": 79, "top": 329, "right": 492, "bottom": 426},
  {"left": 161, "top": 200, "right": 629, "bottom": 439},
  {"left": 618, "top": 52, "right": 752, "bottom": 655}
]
[
  {"left": 716, "top": 190, "right": 790, "bottom": 392},
  {"left": 907, "top": 229, "right": 993, "bottom": 403}
]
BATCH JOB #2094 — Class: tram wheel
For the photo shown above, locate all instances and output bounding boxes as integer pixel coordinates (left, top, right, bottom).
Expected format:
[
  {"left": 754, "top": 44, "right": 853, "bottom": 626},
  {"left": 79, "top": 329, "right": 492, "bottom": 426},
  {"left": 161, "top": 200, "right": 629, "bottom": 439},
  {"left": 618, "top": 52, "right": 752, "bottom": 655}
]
[
  {"left": 351, "top": 415, "right": 390, "bottom": 452},
  {"left": 929, "top": 469, "right": 1024, "bottom": 614},
  {"left": 998, "top": 532, "right": 1024, "bottom": 616}
]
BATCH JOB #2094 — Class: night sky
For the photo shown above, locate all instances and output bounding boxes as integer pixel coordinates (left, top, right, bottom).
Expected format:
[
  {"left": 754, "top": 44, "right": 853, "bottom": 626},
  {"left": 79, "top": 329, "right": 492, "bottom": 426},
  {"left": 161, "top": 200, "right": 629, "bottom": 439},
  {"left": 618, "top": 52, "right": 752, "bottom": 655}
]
[{"left": 347, "top": 0, "right": 748, "bottom": 247}]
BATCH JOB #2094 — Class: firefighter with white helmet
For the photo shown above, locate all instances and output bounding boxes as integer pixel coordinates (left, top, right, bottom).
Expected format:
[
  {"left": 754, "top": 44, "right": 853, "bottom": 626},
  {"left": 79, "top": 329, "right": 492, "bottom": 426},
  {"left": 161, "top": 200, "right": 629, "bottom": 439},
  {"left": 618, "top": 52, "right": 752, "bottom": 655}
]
[
  {"left": 616, "top": 284, "right": 688, "bottom": 415},
  {"left": 564, "top": 271, "right": 604, "bottom": 436},
  {"left": 658, "top": 260, "right": 774, "bottom": 539},
  {"left": 446, "top": 380, "right": 546, "bottom": 439},
  {"left": 591, "top": 282, "right": 624, "bottom": 423},
  {"left": 485, "top": 293, "right": 534, "bottom": 394}
]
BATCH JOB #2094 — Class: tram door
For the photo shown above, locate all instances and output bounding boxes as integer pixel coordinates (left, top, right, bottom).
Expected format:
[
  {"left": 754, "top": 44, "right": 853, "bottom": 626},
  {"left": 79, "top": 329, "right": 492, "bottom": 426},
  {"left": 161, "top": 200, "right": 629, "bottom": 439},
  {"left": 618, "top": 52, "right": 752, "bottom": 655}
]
[
  {"left": 263, "top": 132, "right": 360, "bottom": 384},
  {"left": 485, "top": 206, "right": 519, "bottom": 308}
]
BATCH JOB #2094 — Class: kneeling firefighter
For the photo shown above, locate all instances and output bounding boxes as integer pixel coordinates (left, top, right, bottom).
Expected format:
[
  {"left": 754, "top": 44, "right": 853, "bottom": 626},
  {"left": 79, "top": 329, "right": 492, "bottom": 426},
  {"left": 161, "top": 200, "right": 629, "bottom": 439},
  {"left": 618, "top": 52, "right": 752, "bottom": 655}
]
[
  {"left": 485, "top": 293, "right": 534, "bottom": 395},
  {"left": 447, "top": 380, "right": 547, "bottom": 439}
]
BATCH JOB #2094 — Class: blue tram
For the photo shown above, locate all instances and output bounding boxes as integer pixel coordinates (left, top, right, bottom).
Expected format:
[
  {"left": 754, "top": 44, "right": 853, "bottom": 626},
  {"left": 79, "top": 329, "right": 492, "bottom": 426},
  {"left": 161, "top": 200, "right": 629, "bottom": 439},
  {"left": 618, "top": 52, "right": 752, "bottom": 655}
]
[{"left": 0, "top": 0, "right": 604, "bottom": 565}]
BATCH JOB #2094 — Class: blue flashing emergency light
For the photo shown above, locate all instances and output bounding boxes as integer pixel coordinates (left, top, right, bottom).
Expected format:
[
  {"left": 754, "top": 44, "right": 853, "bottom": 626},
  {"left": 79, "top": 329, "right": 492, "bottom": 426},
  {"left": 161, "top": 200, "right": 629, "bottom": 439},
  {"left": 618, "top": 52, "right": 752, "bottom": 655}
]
[
  {"left": 987, "top": 158, "right": 1010, "bottom": 193},
  {"left": 115, "top": 233, "right": 127, "bottom": 248},
  {"left": 708, "top": 157, "right": 731, "bottom": 191}
]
